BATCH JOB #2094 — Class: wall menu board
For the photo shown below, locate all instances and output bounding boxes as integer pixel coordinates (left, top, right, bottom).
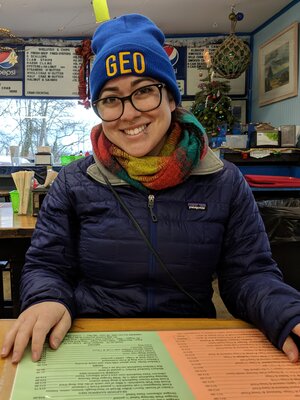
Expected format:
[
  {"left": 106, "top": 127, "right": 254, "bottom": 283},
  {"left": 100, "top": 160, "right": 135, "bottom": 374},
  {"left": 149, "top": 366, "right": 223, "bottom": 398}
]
[{"left": 25, "top": 46, "right": 81, "bottom": 97}]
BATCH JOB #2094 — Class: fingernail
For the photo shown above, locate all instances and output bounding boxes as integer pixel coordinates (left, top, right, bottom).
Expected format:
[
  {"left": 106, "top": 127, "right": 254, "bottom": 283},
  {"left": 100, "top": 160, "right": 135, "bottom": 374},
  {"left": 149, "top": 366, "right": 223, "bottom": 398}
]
[
  {"left": 32, "top": 351, "right": 39, "bottom": 362},
  {"left": 1, "top": 347, "right": 6, "bottom": 357},
  {"left": 52, "top": 337, "right": 60, "bottom": 349},
  {"left": 12, "top": 351, "right": 19, "bottom": 363}
]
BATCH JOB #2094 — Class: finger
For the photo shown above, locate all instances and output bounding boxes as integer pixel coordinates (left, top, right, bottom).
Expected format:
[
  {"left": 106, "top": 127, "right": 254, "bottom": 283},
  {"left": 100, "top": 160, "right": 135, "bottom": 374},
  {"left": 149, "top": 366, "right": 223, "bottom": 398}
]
[
  {"left": 282, "top": 335, "right": 299, "bottom": 363},
  {"left": 1, "top": 320, "right": 23, "bottom": 358},
  {"left": 292, "top": 324, "right": 300, "bottom": 336},
  {"left": 49, "top": 310, "right": 72, "bottom": 350},
  {"left": 30, "top": 318, "right": 54, "bottom": 362},
  {"left": 11, "top": 315, "right": 40, "bottom": 363}
]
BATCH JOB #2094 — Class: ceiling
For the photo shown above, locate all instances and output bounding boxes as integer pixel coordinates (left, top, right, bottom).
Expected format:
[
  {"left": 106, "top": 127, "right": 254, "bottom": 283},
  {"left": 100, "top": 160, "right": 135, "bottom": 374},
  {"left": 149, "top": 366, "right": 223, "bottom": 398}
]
[{"left": 0, "top": 0, "right": 294, "bottom": 38}]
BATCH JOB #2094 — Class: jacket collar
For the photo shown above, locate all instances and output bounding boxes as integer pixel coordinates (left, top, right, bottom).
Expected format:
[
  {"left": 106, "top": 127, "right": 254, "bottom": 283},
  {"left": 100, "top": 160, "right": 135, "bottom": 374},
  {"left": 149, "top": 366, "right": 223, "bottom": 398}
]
[
  {"left": 191, "top": 147, "right": 224, "bottom": 175},
  {"left": 87, "top": 147, "right": 224, "bottom": 186}
]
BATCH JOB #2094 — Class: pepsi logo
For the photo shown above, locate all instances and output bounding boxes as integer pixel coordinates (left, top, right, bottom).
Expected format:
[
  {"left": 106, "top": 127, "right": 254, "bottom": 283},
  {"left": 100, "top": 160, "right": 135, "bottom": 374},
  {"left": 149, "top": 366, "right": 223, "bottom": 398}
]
[
  {"left": 164, "top": 45, "right": 179, "bottom": 67},
  {"left": 0, "top": 48, "right": 18, "bottom": 69}
]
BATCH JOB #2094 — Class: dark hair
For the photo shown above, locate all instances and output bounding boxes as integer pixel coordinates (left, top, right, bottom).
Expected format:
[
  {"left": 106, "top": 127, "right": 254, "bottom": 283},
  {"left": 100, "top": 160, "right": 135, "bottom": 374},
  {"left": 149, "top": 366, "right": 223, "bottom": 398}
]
[{"left": 172, "top": 106, "right": 186, "bottom": 121}]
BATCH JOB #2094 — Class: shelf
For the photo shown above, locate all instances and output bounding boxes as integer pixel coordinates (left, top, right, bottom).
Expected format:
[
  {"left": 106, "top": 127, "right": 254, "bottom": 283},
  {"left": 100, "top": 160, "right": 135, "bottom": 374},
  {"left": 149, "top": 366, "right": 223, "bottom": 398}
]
[{"left": 223, "top": 149, "right": 300, "bottom": 165}]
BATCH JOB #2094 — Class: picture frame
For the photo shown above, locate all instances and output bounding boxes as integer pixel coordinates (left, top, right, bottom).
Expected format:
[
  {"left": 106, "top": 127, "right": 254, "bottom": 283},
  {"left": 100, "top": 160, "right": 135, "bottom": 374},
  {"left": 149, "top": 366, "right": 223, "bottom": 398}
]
[
  {"left": 231, "top": 99, "right": 247, "bottom": 124},
  {"left": 258, "top": 22, "right": 298, "bottom": 106}
]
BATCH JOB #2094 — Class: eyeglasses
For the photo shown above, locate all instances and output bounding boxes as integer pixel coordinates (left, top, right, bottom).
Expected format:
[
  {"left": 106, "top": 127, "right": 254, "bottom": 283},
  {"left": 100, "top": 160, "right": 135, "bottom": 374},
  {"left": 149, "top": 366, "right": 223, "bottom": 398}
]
[{"left": 93, "top": 83, "right": 166, "bottom": 122}]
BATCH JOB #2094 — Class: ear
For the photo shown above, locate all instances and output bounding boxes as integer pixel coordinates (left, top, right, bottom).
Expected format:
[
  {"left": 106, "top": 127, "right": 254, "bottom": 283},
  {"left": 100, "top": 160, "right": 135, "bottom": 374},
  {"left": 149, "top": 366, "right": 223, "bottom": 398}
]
[{"left": 169, "top": 96, "right": 176, "bottom": 112}]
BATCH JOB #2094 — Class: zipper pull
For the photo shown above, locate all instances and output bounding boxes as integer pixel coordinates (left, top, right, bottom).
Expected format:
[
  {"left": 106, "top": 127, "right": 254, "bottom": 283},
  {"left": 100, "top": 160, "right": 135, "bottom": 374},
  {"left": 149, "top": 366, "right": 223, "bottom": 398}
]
[{"left": 148, "top": 194, "right": 158, "bottom": 222}]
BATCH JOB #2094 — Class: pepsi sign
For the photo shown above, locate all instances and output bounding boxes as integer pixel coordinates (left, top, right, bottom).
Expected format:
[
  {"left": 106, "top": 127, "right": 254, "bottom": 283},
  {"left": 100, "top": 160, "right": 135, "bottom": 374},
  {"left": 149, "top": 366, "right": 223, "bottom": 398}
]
[
  {"left": 163, "top": 44, "right": 186, "bottom": 94},
  {"left": 0, "top": 47, "right": 23, "bottom": 80},
  {"left": 164, "top": 45, "right": 179, "bottom": 67},
  {"left": 0, "top": 48, "right": 18, "bottom": 69}
]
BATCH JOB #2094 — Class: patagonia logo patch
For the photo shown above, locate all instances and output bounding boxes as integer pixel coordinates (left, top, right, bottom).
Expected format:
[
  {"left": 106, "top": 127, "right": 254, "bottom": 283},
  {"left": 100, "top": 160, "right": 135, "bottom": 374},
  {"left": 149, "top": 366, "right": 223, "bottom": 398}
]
[{"left": 188, "top": 202, "right": 207, "bottom": 211}]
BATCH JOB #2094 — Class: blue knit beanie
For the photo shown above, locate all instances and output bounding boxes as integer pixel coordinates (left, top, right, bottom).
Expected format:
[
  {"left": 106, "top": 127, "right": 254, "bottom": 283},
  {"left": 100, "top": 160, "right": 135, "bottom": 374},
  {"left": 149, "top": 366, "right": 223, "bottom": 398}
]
[{"left": 90, "top": 14, "right": 181, "bottom": 111}]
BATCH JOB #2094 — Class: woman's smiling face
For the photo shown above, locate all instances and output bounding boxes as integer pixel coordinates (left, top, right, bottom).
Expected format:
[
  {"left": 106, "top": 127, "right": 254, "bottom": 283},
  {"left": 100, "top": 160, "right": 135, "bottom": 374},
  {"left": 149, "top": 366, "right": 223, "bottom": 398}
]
[{"left": 100, "top": 75, "right": 176, "bottom": 157}]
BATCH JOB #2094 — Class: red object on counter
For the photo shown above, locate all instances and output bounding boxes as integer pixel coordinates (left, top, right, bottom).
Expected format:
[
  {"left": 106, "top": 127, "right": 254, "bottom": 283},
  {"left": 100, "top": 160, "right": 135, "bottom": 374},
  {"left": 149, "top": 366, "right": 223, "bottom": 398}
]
[{"left": 245, "top": 174, "right": 300, "bottom": 188}]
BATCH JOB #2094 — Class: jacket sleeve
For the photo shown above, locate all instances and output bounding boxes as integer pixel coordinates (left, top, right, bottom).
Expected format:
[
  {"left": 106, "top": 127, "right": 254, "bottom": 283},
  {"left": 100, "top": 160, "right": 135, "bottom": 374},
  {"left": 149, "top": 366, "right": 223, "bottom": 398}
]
[
  {"left": 20, "top": 167, "right": 79, "bottom": 318},
  {"left": 217, "top": 165, "right": 300, "bottom": 349}
]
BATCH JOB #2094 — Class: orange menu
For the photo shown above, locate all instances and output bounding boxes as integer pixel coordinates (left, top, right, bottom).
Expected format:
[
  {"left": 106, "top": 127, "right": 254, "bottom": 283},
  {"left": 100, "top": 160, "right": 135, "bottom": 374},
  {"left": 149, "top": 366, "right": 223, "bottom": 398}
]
[
  {"left": 10, "top": 328, "right": 300, "bottom": 399},
  {"left": 159, "top": 329, "right": 300, "bottom": 399}
]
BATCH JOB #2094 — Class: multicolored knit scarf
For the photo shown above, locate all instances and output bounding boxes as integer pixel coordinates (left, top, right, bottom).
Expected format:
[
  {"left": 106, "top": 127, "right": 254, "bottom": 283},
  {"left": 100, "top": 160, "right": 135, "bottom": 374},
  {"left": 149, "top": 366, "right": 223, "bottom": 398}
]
[{"left": 91, "top": 110, "right": 208, "bottom": 192}]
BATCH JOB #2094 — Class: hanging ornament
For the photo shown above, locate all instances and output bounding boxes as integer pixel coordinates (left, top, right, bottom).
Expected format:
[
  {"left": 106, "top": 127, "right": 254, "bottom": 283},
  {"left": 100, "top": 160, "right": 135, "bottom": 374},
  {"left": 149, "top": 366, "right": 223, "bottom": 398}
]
[
  {"left": 202, "top": 47, "right": 212, "bottom": 68},
  {"left": 212, "top": 6, "right": 250, "bottom": 79}
]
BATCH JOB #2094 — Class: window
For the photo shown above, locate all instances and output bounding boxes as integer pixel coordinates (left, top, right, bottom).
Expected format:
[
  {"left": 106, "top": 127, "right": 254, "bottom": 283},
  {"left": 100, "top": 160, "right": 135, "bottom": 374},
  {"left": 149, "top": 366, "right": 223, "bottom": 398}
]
[{"left": 0, "top": 98, "right": 100, "bottom": 164}]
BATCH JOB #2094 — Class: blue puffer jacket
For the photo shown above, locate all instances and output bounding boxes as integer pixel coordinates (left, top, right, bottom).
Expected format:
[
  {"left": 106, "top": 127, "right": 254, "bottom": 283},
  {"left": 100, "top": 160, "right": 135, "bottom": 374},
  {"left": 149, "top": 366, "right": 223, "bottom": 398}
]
[{"left": 21, "top": 149, "right": 300, "bottom": 350}]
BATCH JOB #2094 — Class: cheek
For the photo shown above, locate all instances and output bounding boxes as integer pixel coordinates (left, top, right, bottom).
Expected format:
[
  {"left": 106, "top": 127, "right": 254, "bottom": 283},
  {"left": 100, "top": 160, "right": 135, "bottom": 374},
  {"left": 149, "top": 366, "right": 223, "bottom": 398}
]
[
  {"left": 102, "top": 122, "right": 116, "bottom": 139},
  {"left": 158, "top": 94, "right": 175, "bottom": 114},
  {"left": 158, "top": 101, "right": 174, "bottom": 127}
]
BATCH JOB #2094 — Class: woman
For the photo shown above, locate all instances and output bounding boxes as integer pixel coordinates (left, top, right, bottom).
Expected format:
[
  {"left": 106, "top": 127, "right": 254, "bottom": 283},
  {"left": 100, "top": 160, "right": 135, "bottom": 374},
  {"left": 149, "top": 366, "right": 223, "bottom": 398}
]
[{"left": 2, "top": 13, "right": 300, "bottom": 364}]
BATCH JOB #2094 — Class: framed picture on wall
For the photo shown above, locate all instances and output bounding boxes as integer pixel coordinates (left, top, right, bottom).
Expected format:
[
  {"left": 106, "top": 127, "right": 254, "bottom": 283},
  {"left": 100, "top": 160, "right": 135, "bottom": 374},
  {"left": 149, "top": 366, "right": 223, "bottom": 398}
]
[
  {"left": 258, "top": 22, "right": 298, "bottom": 106},
  {"left": 231, "top": 100, "right": 247, "bottom": 124}
]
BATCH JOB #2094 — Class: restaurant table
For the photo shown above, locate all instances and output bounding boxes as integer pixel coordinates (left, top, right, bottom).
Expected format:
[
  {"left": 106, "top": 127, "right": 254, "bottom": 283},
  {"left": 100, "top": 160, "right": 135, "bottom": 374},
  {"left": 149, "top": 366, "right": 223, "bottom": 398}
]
[
  {"left": 0, "top": 317, "right": 252, "bottom": 400},
  {"left": 0, "top": 203, "right": 36, "bottom": 318}
]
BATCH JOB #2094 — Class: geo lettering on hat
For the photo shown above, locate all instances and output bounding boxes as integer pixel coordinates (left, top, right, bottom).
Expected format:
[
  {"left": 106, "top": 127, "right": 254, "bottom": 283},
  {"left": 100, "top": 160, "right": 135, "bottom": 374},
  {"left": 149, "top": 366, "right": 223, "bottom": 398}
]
[{"left": 105, "top": 51, "right": 146, "bottom": 77}]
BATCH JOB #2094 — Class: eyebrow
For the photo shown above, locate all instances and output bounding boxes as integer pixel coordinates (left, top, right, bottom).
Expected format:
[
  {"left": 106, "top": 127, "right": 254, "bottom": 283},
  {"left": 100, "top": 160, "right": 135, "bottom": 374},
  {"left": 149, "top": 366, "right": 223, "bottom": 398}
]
[{"left": 100, "top": 78, "right": 156, "bottom": 96}]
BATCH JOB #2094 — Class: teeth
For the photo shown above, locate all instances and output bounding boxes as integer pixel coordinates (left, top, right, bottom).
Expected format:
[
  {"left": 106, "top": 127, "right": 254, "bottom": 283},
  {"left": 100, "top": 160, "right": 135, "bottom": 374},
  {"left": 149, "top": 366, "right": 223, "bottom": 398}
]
[{"left": 124, "top": 124, "right": 147, "bottom": 136}]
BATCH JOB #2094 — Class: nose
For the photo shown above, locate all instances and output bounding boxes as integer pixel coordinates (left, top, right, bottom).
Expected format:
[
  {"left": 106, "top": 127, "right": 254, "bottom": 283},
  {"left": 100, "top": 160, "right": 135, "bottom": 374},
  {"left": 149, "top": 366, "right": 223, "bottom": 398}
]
[{"left": 120, "top": 99, "right": 142, "bottom": 121}]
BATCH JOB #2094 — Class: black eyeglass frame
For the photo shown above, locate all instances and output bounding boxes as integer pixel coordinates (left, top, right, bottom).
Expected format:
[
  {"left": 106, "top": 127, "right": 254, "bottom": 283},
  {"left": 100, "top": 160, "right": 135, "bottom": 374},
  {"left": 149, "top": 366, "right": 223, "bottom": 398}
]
[{"left": 92, "top": 83, "right": 166, "bottom": 122}]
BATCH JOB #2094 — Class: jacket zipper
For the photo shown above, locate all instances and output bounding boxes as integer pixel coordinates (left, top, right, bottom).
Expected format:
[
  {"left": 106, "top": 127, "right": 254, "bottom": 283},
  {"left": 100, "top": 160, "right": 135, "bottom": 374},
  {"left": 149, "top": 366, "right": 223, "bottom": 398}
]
[
  {"left": 148, "top": 194, "right": 158, "bottom": 222},
  {"left": 147, "top": 193, "right": 158, "bottom": 313}
]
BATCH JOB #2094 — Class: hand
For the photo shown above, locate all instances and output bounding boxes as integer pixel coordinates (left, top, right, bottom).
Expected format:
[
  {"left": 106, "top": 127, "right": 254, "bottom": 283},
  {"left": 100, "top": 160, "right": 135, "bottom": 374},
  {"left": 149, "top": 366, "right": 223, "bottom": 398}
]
[
  {"left": 1, "top": 301, "right": 71, "bottom": 363},
  {"left": 282, "top": 323, "right": 300, "bottom": 362}
]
